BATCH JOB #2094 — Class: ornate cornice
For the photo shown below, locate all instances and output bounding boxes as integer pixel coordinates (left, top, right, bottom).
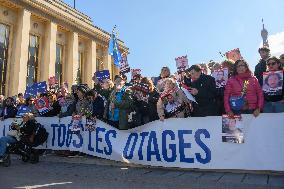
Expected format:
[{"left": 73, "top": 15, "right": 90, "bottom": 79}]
[{"left": 3, "top": 0, "right": 128, "bottom": 52}]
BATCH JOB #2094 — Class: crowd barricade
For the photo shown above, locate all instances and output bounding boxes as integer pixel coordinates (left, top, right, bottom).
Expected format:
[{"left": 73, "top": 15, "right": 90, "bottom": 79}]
[{"left": 1, "top": 113, "right": 284, "bottom": 172}]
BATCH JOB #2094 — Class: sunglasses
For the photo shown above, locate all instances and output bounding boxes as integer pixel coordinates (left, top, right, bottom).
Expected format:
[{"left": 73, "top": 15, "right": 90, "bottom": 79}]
[{"left": 267, "top": 62, "right": 277, "bottom": 66}]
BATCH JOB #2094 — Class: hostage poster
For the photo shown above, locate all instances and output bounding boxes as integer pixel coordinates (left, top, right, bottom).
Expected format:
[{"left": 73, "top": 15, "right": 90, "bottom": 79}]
[{"left": 222, "top": 115, "right": 244, "bottom": 144}]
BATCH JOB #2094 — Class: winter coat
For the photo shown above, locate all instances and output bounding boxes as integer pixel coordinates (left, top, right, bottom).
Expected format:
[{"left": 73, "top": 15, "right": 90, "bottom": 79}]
[
  {"left": 184, "top": 74, "right": 218, "bottom": 116},
  {"left": 59, "top": 102, "right": 76, "bottom": 118},
  {"left": 105, "top": 87, "right": 134, "bottom": 130},
  {"left": 91, "top": 95, "right": 105, "bottom": 119},
  {"left": 224, "top": 73, "right": 264, "bottom": 113},
  {"left": 75, "top": 98, "right": 92, "bottom": 115},
  {"left": 254, "top": 59, "right": 267, "bottom": 86},
  {"left": 42, "top": 101, "right": 61, "bottom": 117},
  {"left": 93, "top": 84, "right": 113, "bottom": 102},
  {"left": 157, "top": 88, "right": 190, "bottom": 119},
  {"left": 133, "top": 89, "right": 159, "bottom": 124},
  {"left": 0, "top": 105, "right": 18, "bottom": 119}
]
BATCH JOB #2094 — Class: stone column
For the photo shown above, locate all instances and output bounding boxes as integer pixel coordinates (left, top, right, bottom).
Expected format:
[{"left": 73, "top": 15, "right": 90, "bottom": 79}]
[
  {"left": 103, "top": 50, "right": 112, "bottom": 79},
  {"left": 65, "top": 32, "right": 78, "bottom": 89},
  {"left": 8, "top": 9, "right": 31, "bottom": 96},
  {"left": 84, "top": 40, "right": 97, "bottom": 87},
  {"left": 40, "top": 21, "right": 57, "bottom": 82}
]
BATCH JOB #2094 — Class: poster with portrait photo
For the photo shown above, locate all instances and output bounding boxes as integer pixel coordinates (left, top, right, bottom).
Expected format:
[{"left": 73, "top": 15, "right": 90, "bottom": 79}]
[
  {"left": 212, "top": 68, "right": 229, "bottom": 88},
  {"left": 222, "top": 115, "right": 244, "bottom": 144},
  {"left": 262, "top": 71, "right": 283, "bottom": 96}
]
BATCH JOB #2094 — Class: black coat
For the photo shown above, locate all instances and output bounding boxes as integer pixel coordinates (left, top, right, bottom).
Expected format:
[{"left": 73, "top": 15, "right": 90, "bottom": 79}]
[
  {"left": 41, "top": 101, "right": 61, "bottom": 117},
  {"left": 254, "top": 59, "right": 267, "bottom": 86},
  {"left": 92, "top": 96, "right": 105, "bottom": 119},
  {"left": 184, "top": 74, "right": 218, "bottom": 117},
  {"left": 0, "top": 105, "right": 18, "bottom": 119}
]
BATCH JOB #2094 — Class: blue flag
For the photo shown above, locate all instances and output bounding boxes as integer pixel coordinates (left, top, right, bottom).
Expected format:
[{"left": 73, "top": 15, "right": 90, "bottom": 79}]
[
  {"left": 108, "top": 32, "right": 122, "bottom": 67},
  {"left": 17, "top": 106, "right": 32, "bottom": 117},
  {"left": 108, "top": 34, "right": 114, "bottom": 55}
]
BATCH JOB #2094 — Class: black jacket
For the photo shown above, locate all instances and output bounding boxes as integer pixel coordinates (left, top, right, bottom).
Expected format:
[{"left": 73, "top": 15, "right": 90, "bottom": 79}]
[
  {"left": 92, "top": 96, "right": 105, "bottom": 119},
  {"left": 0, "top": 105, "right": 18, "bottom": 119},
  {"left": 184, "top": 74, "right": 218, "bottom": 116},
  {"left": 254, "top": 59, "right": 267, "bottom": 86}
]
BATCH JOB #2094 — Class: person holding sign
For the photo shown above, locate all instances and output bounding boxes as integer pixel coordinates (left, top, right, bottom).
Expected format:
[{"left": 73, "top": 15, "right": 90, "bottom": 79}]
[
  {"left": 263, "top": 57, "right": 284, "bottom": 113},
  {"left": 156, "top": 67, "right": 171, "bottom": 93},
  {"left": 157, "top": 78, "right": 191, "bottom": 121},
  {"left": 184, "top": 65, "right": 218, "bottom": 117},
  {"left": 224, "top": 60, "right": 263, "bottom": 117}
]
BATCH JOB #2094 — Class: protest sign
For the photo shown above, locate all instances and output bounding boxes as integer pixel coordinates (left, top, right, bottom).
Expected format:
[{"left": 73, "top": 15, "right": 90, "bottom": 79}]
[
  {"left": 95, "top": 70, "right": 110, "bottom": 82},
  {"left": 175, "top": 56, "right": 188, "bottom": 73},
  {"left": 24, "top": 82, "right": 47, "bottom": 98},
  {"left": 222, "top": 115, "right": 244, "bottom": 144},
  {"left": 211, "top": 68, "right": 229, "bottom": 88},
  {"left": 131, "top": 69, "right": 141, "bottom": 79},
  {"left": 34, "top": 97, "right": 50, "bottom": 115},
  {"left": 16, "top": 106, "right": 32, "bottom": 117},
  {"left": 225, "top": 48, "right": 243, "bottom": 62},
  {"left": 120, "top": 53, "right": 130, "bottom": 74},
  {"left": 262, "top": 71, "right": 283, "bottom": 96}
]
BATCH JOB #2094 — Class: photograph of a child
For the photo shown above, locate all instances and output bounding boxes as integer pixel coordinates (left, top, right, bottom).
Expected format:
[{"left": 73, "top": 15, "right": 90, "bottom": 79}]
[
  {"left": 222, "top": 115, "right": 244, "bottom": 144},
  {"left": 262, "top": 71, "right": 283, "bottom": 95},
  {"left": 212, "top": 68, "right": 229, "bottom": 88}
]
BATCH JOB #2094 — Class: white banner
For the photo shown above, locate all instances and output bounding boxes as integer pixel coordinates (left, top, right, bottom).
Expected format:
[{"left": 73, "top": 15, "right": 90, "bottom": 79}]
[{"left": 1, "top": 113, "right": 284, "bottom": 171}]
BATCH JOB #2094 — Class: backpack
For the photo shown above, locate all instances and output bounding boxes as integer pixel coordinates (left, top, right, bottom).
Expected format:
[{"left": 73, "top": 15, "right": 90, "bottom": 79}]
[{"left": 33, "top": 123, "right": 48, "bottom": 147}]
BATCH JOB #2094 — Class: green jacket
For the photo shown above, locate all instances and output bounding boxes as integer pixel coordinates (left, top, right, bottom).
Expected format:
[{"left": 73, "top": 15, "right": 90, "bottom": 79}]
[{"left": 106, "top": 87, "right": 134, "bottom": 130}]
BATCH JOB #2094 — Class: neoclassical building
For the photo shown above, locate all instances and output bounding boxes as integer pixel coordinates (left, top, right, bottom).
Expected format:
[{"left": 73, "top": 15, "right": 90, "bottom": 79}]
[{"left": 0, "top": 0, "right": 128, "bottom": 97}]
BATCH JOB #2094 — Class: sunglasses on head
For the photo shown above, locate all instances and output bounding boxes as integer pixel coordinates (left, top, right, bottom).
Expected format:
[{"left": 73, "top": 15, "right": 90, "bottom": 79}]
[{"left": 267, "top": 62, "right": 277, "bottom": 66}]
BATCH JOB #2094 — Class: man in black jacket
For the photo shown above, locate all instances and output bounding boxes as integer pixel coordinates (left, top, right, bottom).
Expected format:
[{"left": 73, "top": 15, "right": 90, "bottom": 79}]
[
  {"left": 184, "top": 65, "right": 218, "bottom": 117},
  {"left": 255, "top": 47, "right": 270, "bottom": 86},
  {"left": 0, "top": 97, "right": 17, "bottom": 120}
]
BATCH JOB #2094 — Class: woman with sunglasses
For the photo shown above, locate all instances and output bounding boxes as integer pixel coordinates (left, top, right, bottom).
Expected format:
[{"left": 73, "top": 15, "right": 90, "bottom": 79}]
[
  {"left": 263, "top": 57, "right": 284, "bottom": 113},
  {"left": 224, "top": 59, "right": 264, "bottom": 117}
]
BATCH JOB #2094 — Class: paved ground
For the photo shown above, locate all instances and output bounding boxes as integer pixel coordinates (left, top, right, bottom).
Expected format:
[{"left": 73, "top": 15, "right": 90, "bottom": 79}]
[{"left": 0, "top": 154, "right": 283, "bottom": 189}]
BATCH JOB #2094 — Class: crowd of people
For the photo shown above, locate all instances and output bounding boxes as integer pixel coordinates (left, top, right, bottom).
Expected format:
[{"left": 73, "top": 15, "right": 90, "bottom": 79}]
[
  {"left": 0, "top": 47, "right": 283, "bottom": 161},
  {"left": 0, "top": 47, "right": 283, "bottom": 131}
]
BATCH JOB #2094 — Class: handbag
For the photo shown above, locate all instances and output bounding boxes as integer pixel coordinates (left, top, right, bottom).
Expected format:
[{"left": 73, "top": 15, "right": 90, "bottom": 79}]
[{"left": 229, "top": 80, "right": 249, "bottom": 111}]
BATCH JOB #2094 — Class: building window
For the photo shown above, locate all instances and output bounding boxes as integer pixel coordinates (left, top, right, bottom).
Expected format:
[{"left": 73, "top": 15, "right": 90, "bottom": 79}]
[
  {"left": 0, "top": 23, "right": 10, "bottom": 95},
  {"left": 76, "top": 52, "right": 83, "bottom": 84},
  {"left": 55, "top": 44, "right": 63, "bottom": 84},
  {"left": 27, "top": 34, "right": 39, "bottom": 87}
]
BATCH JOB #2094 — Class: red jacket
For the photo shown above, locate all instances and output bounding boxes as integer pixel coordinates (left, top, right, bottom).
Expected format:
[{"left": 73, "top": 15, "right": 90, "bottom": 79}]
[{"left": 224, "top": 73, "right": 264, "bottom": 113}]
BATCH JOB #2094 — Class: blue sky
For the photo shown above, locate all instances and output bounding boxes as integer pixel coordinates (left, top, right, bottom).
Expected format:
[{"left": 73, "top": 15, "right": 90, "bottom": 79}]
[{"left": 64, "top": 0, "right": 284, "bottom": 77}]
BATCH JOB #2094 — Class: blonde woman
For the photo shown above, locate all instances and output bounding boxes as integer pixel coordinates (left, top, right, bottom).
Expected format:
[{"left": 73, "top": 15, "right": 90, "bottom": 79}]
[{"left": 157, "top": 78, "right": 191, "bottom": 121}]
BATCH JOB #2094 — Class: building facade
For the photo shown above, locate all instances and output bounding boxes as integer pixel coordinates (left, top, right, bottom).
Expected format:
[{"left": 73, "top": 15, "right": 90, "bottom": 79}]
[{"left": 0, "top": 0, "right": 128, "bottom": 97}]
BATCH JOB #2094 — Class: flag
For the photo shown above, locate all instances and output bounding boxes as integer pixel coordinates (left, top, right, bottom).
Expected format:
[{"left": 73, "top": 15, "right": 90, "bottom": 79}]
[
  {"left": 225, "top": 48, "right": 243, "bottom": 63},
  {"left": 16, "top": 106, "right": 32, "bottom": 117},
  {"left": 175, "top": 56, "right": 189, "bottom": 73},
  {"left": 95, "top": 70, "right": 110, "bottom": 81},
  {"left": 108, "top": 27, "right": 122, "bottom": 67}
]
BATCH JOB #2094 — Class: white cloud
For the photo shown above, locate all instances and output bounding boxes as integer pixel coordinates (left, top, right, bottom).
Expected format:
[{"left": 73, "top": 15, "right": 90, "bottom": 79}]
[{"left": 260, "top": 32, "right": 284, "bottom": 57}]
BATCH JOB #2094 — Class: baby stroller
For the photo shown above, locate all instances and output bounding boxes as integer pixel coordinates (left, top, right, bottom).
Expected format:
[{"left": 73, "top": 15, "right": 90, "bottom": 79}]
[{"left": 1, "top": 119, "right": 48, "bottom": 167}]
